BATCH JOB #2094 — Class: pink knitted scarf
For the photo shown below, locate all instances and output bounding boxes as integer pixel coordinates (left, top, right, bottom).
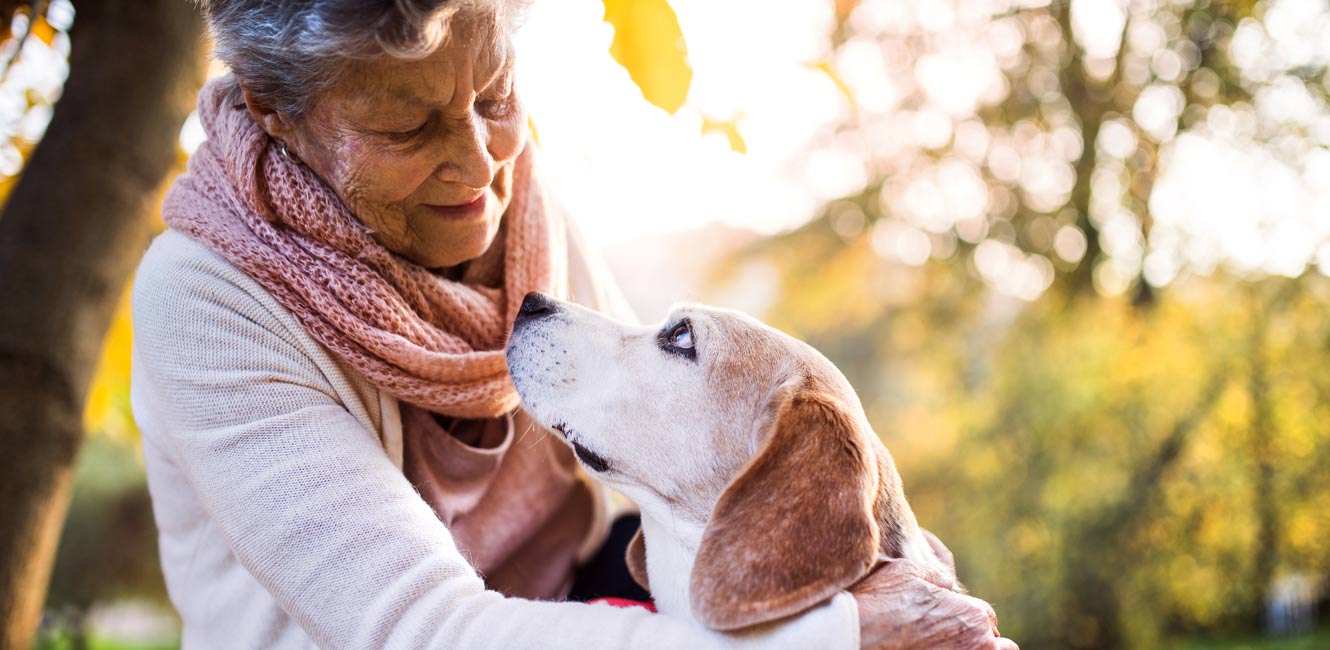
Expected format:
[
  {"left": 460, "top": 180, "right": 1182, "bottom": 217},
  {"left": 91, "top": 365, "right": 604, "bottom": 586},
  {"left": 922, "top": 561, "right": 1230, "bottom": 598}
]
[{"left": 163, "top": 76, "right": 567, "bottom": 419}]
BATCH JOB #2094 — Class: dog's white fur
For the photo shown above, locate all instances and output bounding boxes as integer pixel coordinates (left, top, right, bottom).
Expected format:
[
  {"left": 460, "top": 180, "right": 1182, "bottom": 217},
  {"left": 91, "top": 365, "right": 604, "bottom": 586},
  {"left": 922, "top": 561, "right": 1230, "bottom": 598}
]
[{"left": 505, "top": 294, "right": 952, "bottom": 630}]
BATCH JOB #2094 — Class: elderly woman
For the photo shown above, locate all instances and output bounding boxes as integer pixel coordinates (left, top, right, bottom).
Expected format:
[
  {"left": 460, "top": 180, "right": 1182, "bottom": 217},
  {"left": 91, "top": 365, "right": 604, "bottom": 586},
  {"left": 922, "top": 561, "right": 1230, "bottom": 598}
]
[{"left": 130, "top": 1, "right": 1015, "bottom": 648}]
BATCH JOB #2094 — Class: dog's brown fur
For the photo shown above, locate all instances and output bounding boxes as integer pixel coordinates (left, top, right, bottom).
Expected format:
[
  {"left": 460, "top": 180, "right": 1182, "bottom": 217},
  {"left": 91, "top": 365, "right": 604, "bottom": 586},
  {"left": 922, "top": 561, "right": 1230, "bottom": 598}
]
[
  {"left": 627, "top": 366, "right": 920, "bottom": 631},
  {"left": 506, "top": 295, "right": 948, "bottom": 631}
]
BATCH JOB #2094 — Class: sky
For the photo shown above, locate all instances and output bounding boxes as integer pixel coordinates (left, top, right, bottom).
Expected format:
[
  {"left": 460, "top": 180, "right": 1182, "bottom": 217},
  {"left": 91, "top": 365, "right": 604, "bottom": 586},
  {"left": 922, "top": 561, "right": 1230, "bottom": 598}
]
[{"left": 512, "top": 0, "right": 849, "bottom": 248}]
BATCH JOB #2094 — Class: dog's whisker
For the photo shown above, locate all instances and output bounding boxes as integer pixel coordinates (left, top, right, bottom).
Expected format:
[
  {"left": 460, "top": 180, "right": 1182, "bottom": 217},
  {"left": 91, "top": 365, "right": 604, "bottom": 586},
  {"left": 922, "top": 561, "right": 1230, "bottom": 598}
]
[
  {"left": 513, "top": 418, "right": 538, "bottom": 449},
  {"left": 522, "top": 424, "right": 547, "bottom": 451}
]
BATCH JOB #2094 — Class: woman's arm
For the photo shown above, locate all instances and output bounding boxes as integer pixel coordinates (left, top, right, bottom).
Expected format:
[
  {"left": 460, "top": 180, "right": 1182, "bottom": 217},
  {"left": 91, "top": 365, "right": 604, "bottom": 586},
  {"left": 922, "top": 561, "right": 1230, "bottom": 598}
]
[{"left": 130, "top": 232, "right": 858, "bottom": 650}]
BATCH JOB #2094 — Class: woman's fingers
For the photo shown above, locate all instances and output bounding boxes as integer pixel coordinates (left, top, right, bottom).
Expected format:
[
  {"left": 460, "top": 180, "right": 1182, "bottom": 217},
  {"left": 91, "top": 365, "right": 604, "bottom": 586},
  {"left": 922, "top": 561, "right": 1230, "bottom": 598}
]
[
  {"left": 853, "top": 559, "right": 1012, "bottom": 650},
  {"left": 967, "top": 593, "right": 999, "bottom": 635}
]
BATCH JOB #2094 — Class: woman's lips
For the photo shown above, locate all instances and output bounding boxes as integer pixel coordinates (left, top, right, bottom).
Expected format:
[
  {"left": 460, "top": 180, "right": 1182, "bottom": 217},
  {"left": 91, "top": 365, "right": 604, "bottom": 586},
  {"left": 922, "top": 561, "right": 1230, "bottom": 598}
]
[{"left": 423, "top": 192, "right": 487, "bottom": 221}]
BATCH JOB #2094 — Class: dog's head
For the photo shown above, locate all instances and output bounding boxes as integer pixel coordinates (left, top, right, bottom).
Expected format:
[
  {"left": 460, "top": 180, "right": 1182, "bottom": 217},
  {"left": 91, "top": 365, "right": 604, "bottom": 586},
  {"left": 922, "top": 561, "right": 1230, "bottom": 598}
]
[{"left": 505, "top": 292, "right": 908, "bottom": 630}]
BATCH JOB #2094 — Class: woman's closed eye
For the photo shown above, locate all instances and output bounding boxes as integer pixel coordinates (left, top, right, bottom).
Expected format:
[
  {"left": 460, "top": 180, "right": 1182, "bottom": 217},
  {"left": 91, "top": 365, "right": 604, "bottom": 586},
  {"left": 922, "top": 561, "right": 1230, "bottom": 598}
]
[
  {"left": 379, "top": 118, "right": 430, "bottom": 143},
  {"left": 478, "top": 97, "right": 515, "bottom": 121},
  {"left": 377, "top": 96, "right": 512, "bottom": 142},
  {"left": 478, "top": 71, "right": 517, "bottom": 121}
]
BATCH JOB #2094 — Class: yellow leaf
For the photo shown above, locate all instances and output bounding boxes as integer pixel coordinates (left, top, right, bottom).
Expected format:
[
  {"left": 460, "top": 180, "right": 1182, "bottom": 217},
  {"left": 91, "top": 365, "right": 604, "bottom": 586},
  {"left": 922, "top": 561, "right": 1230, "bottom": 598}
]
[
  {"left": 834, "top": 0, "right": 860, "bottom": 23},
  {"left": 701, "top": 115, "right": 747, "bottom": 154},
  {"left": 603, "top": 0, "right": 692, "bottom": 114},
  {"left": 808, "top": 60, "right": 858, "bottom": 113},
  {"left": 84, "top": 282, "right": 137, "bottom": 441},
  {"left": 29, "top": 16, "right": 54, "bottom": 46},
  {"left": 527, "top": 114, "right": 541, "bottom": 146}
]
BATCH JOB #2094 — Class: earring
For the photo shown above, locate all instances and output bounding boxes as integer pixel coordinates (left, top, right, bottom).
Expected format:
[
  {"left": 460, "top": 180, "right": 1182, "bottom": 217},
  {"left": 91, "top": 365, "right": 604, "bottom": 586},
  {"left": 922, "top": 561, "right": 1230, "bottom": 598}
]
[{"left": 279, "top": 141, "right": 302, "bottom": 165}]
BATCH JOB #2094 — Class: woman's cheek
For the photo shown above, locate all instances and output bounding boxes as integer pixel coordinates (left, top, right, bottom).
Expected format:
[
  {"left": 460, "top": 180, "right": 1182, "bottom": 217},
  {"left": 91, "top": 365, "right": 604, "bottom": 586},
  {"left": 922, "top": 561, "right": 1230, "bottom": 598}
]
[
  {"left": 333, "top": 138, "right": 435, "bottom": 205},
  {"left": 491, "top": 106, "right": 527, "bottom": 163}
]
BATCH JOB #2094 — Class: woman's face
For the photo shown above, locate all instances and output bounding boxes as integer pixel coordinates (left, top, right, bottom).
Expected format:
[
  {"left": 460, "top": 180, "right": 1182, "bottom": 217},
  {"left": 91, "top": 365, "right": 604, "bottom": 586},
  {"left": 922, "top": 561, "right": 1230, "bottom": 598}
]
[{"left": 282, "top": 12, "right": 525, "bottom": 269}]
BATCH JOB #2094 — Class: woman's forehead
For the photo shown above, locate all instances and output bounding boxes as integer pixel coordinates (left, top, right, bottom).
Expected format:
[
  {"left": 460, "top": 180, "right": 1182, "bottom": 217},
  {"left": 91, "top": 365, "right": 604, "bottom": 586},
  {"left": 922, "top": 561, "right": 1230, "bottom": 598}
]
[{"left": 327, "top": 14, "right": 511, "bottom": 114}]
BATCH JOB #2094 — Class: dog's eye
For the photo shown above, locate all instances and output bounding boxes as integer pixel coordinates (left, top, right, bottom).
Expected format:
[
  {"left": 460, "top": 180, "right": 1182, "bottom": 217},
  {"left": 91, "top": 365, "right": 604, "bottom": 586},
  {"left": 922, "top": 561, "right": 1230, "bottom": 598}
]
[
  {"left": 669, "top": 322, "right": 694, "bottom": 349},
  {"left": 658, "top": 319, "right": 697, "bottom": 360}
]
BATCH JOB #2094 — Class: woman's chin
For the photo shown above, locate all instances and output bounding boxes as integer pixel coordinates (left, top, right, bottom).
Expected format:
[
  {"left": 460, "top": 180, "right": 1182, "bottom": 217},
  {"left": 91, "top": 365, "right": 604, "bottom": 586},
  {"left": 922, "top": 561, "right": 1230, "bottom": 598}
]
[{"left": 408, "top": 215, "right": 502, "bottom": 270}]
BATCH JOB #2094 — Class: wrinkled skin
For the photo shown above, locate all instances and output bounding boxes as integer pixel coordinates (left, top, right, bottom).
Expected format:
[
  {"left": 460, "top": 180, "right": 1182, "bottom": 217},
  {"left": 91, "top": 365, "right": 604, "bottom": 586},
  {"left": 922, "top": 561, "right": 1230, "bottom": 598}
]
[
  {"left": 243, "top": 10, "right": 525, "bottom": 269},
  {"left": 853, "top": 530, "right": 1018, "bottom": 650}
]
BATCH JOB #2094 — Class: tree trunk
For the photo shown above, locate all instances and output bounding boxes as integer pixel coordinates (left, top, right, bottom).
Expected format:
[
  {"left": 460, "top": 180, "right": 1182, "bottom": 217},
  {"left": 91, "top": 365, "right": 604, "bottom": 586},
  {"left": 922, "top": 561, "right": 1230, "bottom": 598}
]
[
  {"left": 1055, "top": 1, "right": 1105, "bottom": 299},
  {"left": 0, "top": 1, "right": 204, "bottom": 647},
  {"left": 1246, "top": 292, "right": 1278, "bottom": 627}
]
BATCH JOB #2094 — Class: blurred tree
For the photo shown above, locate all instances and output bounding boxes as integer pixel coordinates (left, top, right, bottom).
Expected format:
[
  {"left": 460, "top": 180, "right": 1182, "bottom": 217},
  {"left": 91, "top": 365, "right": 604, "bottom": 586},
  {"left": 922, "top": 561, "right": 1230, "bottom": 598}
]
[
  {"left": 791, "top": 0, "right": 1313, "bottom": 303},
  {"left": 0, "top": 1, "right": 204, "bottom": 648},
  {"left": 707, "top": 1, "right": 1330, "bottom": 649},
  {"left": 44, "top": 438, "right": 168, "bottom": 649}
]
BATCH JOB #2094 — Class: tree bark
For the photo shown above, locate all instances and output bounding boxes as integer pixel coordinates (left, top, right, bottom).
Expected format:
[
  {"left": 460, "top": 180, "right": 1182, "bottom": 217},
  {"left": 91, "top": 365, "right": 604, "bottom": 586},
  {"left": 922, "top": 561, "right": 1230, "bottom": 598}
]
[{"left": 0, "top": 1, "right": 204, "bottom": 647}]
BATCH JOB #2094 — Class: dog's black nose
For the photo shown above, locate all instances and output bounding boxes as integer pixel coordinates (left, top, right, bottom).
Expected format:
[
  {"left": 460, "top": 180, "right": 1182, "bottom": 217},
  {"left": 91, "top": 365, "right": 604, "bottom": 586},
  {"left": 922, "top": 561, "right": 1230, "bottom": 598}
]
[{"left": 517, "top": 291, "right": 558, "bottom": 321}]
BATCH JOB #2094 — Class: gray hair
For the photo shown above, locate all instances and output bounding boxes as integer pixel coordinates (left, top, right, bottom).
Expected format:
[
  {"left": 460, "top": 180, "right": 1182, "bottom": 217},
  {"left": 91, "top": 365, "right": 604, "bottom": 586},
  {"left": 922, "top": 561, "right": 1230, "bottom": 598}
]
[{"left": 198, "top": 0, "right": 522, "bottom": 118}]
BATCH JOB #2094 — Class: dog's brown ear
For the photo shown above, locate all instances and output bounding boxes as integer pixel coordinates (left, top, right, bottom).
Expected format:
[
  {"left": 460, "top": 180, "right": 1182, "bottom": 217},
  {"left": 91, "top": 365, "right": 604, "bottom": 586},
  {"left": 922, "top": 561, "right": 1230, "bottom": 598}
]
[
  {"left": 689, "top": 384, "right": 881, "bottom": 630},
  {"left": 625, "top": 525, "right": 650, "bottom": 591}
]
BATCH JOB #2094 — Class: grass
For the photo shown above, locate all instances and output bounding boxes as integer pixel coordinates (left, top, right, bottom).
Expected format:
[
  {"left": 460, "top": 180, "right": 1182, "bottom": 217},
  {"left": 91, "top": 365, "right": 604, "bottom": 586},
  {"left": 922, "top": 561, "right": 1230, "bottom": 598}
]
[
  {"left": 1173, "top": 625, "right": 1330, "bottom": 650},
  {"left": 34, "top": 636, "right": 178, "bottom": 650}
]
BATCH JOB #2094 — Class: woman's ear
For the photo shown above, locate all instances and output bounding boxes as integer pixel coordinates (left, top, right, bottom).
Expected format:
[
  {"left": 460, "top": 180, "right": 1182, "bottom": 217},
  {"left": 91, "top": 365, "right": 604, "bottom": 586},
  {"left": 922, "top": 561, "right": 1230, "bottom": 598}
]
[
  {"left": 239, "top": 86, "right": 298, "bottom": 147},
  {"left": 688, "top": 380, "right": 882, "bottom": 631}
]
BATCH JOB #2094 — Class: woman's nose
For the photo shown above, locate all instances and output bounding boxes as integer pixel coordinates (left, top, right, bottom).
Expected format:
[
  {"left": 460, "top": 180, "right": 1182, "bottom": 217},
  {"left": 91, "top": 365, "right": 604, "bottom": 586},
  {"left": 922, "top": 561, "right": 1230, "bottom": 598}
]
[{"left": 434, "top": 116, "right": 493, "bottom": 189}]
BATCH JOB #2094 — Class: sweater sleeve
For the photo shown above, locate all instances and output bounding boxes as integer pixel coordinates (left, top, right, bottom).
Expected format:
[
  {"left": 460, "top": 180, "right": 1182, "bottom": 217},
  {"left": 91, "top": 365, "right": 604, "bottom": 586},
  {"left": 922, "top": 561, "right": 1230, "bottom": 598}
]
[{"left": 130, "top": 232, "right": 858, "bottom": 650}]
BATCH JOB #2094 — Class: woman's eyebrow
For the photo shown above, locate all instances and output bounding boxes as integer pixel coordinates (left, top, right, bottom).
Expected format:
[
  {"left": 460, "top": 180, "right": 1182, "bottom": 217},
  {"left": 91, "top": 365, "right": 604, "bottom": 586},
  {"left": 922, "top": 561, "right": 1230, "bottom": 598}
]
[
  {"left": 338, "top": 75, "right": 433, "bottom": 118},
  {"left": 357, "top": 58, "right": 511, "bottom": 120},
  {"left": 476, "top": 43, "right": 514, "bottom": 92},
  {"left": 476, "top": 67, "right": 512, "bottom": 96}
]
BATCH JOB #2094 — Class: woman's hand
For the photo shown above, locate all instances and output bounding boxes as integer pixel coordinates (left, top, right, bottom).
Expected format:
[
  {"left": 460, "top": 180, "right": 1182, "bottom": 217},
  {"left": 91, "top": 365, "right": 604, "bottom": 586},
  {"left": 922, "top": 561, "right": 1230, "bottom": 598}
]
[{"left": 850, "top": 531, "right": 1018, "bottom": 650}]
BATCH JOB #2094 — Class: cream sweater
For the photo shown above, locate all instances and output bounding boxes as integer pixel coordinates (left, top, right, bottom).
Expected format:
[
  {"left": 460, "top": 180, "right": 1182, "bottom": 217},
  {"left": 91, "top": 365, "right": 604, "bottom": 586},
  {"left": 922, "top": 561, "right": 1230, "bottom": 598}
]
[{"left": 130, "top": 229, "right": 859, "bottom": 650}]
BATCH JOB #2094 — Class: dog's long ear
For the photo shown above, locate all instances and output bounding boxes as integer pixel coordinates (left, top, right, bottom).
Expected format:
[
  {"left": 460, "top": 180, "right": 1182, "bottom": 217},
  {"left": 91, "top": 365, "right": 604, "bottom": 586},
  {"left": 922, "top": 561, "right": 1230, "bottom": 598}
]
[
  {"left": 689, "top": 381, "right": 881, "bottom": 630},
  {"left": 625, "top": 526, "right": 650, "bottom": 591}
]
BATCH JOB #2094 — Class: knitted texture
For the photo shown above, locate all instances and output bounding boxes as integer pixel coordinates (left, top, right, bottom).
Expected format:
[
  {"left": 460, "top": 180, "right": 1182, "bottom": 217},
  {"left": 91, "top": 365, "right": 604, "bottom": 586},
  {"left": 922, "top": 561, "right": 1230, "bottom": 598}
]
[{"left": 162, "top": 75, "right": 566, "bottom": 419}]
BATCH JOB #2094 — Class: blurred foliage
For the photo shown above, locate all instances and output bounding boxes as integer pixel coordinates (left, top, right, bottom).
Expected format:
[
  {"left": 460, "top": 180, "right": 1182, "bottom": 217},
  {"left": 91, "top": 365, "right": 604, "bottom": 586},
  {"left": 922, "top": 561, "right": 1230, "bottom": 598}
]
[
  {"left": 710, "top": 0, "right": 1330, "bottom": 648},
  {"left": 36, "top": 623, "right": 178, "bottom": 650},
  {"left": 1176, "top": 624, "right": 1330, "bottom": 649},
  {"left": 794, "top": 0, "right": 1329, "bottom": 300},
  {"left": 46, "top": 438, "right": 167, "bottom": 609},
  {"left": 717, "top": 220, "right": 1330, "bottom": 650},
  {"left": 82, "top": 287, "right": 136, "bottom": 442}
]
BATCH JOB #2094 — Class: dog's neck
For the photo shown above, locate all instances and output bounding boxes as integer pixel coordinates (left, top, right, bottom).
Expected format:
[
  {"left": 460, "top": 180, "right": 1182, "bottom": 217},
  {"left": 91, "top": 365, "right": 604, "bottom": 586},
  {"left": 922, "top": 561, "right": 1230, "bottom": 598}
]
[{"left": 638, "top": 509, "right": 706, "bottom": 620}]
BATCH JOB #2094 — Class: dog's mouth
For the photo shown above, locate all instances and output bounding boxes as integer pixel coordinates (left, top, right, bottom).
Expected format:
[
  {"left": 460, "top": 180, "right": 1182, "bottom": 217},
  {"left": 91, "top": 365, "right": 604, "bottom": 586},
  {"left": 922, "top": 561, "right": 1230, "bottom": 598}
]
[{"left": 551, "top": 421, "right": 612, "bottom": 474}]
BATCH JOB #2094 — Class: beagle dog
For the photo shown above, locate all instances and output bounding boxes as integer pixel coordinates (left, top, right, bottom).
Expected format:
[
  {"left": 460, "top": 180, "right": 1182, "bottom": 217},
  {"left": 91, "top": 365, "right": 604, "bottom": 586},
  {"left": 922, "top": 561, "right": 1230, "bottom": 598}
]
[{"left": 505, "top": 292, "right": 957, "bottom": 631}]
